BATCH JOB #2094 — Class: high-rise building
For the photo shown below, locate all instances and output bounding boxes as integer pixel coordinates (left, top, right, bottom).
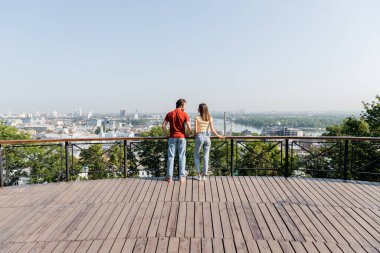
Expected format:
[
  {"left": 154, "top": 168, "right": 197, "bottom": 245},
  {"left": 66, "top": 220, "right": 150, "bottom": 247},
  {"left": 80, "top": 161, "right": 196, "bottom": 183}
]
[{"left": 120, "top": 109, "right": 127, "bottom": 118}]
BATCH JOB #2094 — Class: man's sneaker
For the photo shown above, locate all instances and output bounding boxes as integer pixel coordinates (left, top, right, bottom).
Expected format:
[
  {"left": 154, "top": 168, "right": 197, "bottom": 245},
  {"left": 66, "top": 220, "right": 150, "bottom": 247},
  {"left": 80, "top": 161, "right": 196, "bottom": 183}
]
[
  {"left": 165, "top": 177, "right": 173, "bottom": 182},
  {"left": 184, "top": 170, "right": 189, "bottom": 176},
  {"left": 196, "top": 174, "right": 202, "bottom": 181}
]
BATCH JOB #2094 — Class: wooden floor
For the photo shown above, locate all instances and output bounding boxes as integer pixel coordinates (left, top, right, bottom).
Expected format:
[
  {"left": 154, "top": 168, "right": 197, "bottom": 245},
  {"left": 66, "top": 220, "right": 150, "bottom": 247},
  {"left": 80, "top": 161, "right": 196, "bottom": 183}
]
[{"left": 0, "top": 177, "right": 379, "bottom": 253}]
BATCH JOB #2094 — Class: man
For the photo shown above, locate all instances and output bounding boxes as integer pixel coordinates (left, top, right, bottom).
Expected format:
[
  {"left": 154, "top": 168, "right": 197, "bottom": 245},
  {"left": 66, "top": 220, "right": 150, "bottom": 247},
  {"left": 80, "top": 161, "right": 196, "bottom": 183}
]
[{"left": 162, "top": 98, "right": 192, "bottom": 182}]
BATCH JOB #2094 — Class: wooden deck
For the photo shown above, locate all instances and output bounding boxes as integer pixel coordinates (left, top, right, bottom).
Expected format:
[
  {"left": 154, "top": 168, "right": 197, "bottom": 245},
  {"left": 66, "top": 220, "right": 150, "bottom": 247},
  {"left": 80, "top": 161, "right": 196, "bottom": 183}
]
[{"left": 0, "top": 177, "right": 379, "bottom": 253}]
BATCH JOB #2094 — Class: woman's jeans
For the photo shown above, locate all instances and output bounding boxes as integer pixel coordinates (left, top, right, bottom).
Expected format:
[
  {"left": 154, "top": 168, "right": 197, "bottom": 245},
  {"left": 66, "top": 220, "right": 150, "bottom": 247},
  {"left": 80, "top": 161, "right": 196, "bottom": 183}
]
[
  {"left": 167, "top": 138, "right": 186, "bottom": 178},
  {"left": 194, "top": 132, "right": 211, "bottom": 175}
]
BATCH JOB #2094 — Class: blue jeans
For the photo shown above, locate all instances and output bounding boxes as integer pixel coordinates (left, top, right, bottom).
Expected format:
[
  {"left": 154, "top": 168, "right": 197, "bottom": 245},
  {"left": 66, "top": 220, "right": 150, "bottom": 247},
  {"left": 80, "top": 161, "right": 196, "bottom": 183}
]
[
  {"left": 167, "top": 138, "right": 187, "bottom": 178},
  {"left": 194, "top": 132, "right": 211, "bottom": 175}
]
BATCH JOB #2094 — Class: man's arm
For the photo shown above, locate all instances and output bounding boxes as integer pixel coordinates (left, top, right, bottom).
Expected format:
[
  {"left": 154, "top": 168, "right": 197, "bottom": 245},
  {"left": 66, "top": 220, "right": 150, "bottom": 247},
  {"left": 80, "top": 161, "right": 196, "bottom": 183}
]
[
  {"left": 162, "top": 120, "right": 169, "bottom": 137},
  {"left": 185, "top": 121, "right": 192, "bottom": 137}
]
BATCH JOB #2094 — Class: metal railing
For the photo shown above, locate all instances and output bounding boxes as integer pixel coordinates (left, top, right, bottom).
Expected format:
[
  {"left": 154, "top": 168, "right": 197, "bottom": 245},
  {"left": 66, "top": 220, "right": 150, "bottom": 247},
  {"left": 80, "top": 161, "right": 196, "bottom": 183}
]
[{"left": 0, "top": 136, "right": 380, "bottom": 187}]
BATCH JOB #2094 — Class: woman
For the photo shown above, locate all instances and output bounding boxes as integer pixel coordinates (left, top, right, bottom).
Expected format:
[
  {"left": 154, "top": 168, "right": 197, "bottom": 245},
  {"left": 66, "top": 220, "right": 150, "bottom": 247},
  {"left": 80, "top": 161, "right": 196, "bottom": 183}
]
[{"left": 194, "top": 103, "right": 224, "bottom": 180}]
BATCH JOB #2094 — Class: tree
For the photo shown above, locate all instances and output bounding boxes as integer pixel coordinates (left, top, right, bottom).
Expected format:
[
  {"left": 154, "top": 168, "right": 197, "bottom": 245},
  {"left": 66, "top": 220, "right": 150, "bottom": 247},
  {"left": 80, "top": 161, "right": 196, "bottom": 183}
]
[{"left": 362, "top": 95, "right": 380, "bottom": 136}]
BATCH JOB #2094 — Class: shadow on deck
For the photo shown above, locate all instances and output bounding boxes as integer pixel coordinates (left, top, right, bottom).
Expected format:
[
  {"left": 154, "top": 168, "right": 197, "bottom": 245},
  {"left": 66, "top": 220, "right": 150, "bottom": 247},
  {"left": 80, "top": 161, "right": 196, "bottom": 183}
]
[{"left": 0, "top": 176, "right": 379, "bottom": 253}]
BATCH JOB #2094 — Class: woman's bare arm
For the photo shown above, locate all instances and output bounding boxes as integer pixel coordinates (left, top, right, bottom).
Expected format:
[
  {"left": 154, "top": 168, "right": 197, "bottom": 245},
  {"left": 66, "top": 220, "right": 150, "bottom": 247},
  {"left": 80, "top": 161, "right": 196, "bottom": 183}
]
[{"left": 209, "top": 119, "right": 224, "bottom": 139}]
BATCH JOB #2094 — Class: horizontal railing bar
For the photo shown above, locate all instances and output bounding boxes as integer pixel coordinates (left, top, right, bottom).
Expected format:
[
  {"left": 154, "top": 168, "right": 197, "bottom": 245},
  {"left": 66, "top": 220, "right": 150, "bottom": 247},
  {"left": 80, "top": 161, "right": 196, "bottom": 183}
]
[{"left": 1, "top": 136, "right": 380, "bottom": 145}]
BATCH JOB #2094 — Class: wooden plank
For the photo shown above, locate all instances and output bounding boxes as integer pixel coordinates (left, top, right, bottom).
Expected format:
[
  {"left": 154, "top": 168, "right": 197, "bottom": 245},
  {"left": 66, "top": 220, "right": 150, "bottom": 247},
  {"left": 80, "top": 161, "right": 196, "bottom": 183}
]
[
  {"left": 233, "top": 177, "right": 248, "bottom": 202},
  {"left": 147, "top": 201, "right": 164, "bottom": 237},
  {"left": 209, "top": 177, "right": 219, "bottom": 202},
  {"left": 137, "top": 202, "right": 158, "bottom": 238},
  {"left": 221, "top": 177, "right": 233, "bottom": 202},
  {"left": 297, "top": 204, "right": 338, "bottom": 244},
  {"left": 128, "top": 202, "right": 149, "bottom": 238},
  {"left": 28, "top": 242, "right": 48, "bottom": 252},
  {"left": 185, "top": 177, "right": 193, "bottom": 202},
  {"left": 198, "top": 180, "right": 205, "bottom": 202},
  {"left": 194, "top": 202, "right": 203, "bottom": 238},
  {"left": 98, "top": 238, "right": 115, "bottom": 253},
  {"left": 116, "top": 202, "right": 141, "bottom": 238},
  {"left": 156, "top": 202, "right": 171, "bottom": 237},
  {"left": 302, "top": 241, "right": 318, "bottom": 253},
  {"left": 258, "top": 202, "right": 283, "bottom": 241},
  {"left": 166, "top": 202, "right": 179, "bottom": 237},
  {"left": 212, "top": 238, "right": 224, "bottom": 253},
  {"left": 76, "top": 203, "right": 110, "bottom": 241},
  {"left": 62, "top": 241, "right": 81, "bottom": 253},
  {"left": 273, "top": 203, "right": 305, "bottom": 242},
  {"left": 178, "top": 177, "right": 187, "bottom": 201},
  {"left": 109, "top": 179, "right": 130, "bottom": 203},
  {"left": 144, "top": 237, "right": 158, "bottom": 253},
  {"left": 97, "top": 203, "right": 126, "bottom": 240},
  {"left": 117, "top": 179, "right": 139, "bottom": 203},
  {"left": 273, "top": 177, "right": 303, "bottom": 204},
  {"left": 150, "top": 179, "right": 164, "bottom": 203},
  {"left": 201, "top": 238, "right": 213, "bottom": 253},
  {"left": 99, "top": 203, "right": 131, "bottom": 240},
  {"left": 179, "top": 238, "right": 190, "bottom": 253},
  {"left": 223, "top": 238, "right": 236, "bottom": 253},
  {"left": 110, "top": 238, "right": 126, "bottom": 253},
  {"left": 137, "top": 179, "right": 152, "bottom": 202},
  {"left": 256, "top": 240, "right": 271, "bottom": 253},
  {"left": 156, "top": 237, "right": 169, "bottom": 253},
  {"left": 249, "top": 202, "right": 272, "bottom": 240},
  {"left": 205, "top": 177, "right": 213, "bottom": 202},
  {"left": 192, "top": 179, "right": 199, "bottom": 202},
  {"left": 133, "top": 238, "right": 147, "bottom": 253},
  {"left": 241, "top": 202, "right": 263, "bottom": 239},
  {"left": 87, "top": 240, "right": 104, "bottom": 252},
  {"left": 165, "top": 180, "right": 175, "bottom": 202},
  {"left": 226, "top": 176, "right": 240, "bottom": 202},
  {"left": 265, "top": 203, "right": 294, "bottom": 241},
  {"left": 210, "top": 202, "right": 223, "bottom": 239},
  {"left": 219, "top": 202, "right": 233, "bottom": 238},
  {"left": 51, "top": 241, "right": 70, "bottom": 253},
  {"left": 278, "top": 240, "right": 295, "bottom": 253},
  {"left": 290, "top": 241, "right": 305, "bottom": 253},
  {"left": 280, "top": 204, "right": 314, "bottom": 242},
  {"left": 203, "top": 202, "right": 213, "bottom": 238},
  {"left": 74, "top": 240, "right": 93, "bottom": 253},
  {"left": 226, "top": 202, "right": 248, "bottom": 252},
  {"left": 122, "top": 238, "right": 137, "bottom": 253},
  {"left": 158, "top": 179, "right": 168, "bottom": 202},
  {"left": 190, "top": 238, "right": 202, "bottom": 253},
  {"left": 172, "top": 181, "right": 180, "bottom": 202},
  {"left": 239, "top": 177, "right": 260, "bottom": 203},
  {"left": 87, "top": 202, "right": 118, "bottom": 240},
  {"left": 215, "top": 177, "right": 227, "bottom": 202},
  {"left": 185, "top": 202, "right": 195, "bottom": 238},
  {"left": 268, "top": 240, "right": 284, "bottom": 253},
  {"left": 234, "top": 202, "right": 260, "bottom": 253},
  {"left": 262, "top": 177, "right": 285, "bottom": 203},
  {"left": 167, "top": 237, "right": 179, "bottom": 253},
  {"left": 313, "top": 242, "right": 331, "bottom": 253},
  {"left": 176, "top": 201, "right": 187, "bottom": 237}
]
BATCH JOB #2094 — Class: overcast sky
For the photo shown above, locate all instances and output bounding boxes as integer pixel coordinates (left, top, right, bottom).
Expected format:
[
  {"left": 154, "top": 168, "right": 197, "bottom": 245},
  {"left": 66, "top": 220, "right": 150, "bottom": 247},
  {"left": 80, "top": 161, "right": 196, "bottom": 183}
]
[{"left": 0, "top": 0, "right": 379, "bottom": 114}]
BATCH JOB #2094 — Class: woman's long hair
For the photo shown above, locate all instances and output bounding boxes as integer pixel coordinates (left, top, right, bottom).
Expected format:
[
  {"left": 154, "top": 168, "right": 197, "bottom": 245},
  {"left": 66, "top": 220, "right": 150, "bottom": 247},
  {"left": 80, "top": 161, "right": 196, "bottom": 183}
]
[{"left": 198, "top": 103, "right": 210, "bottom": 121}]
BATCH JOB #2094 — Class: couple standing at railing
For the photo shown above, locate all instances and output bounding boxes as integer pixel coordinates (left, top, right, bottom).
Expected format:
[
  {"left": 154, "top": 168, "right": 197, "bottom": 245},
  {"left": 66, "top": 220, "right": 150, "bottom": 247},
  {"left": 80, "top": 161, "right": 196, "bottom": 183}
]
[{"left": 162, "top": 98, "right": 224, "bottom": 182}]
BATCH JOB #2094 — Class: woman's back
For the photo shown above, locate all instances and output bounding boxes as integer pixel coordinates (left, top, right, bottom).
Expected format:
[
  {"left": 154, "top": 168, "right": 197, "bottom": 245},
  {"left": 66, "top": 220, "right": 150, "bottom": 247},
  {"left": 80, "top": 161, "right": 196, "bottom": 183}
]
[{"left": 195, "top": 115, "right": 212, "bottom": 133}]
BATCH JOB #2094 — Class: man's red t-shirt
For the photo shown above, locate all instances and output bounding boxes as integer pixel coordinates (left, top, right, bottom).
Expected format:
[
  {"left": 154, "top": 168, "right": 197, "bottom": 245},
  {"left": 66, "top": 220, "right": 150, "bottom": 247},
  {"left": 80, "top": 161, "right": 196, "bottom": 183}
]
[{"left": 165, "top": 109, "right": 190, "bottom": 138}]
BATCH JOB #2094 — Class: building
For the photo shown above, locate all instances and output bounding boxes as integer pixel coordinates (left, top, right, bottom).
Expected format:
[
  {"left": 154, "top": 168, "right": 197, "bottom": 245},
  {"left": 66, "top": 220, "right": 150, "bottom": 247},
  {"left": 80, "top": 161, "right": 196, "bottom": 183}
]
[
  {"left": 120, "top": 110, "right": 127, "bottom": 118},
  {"left": 262, "top": 126, "right": 303, "bottom": 136}
]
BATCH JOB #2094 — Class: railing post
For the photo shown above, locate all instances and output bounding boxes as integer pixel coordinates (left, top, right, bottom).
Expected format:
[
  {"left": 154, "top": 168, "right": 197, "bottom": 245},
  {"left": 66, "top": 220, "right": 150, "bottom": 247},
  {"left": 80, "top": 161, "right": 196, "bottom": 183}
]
[
  {"left": 65, "top": 142, "right": 69, "bottom": 182},
  {"left": 0, "top": 144, "right": 3, "bottom": 187},
  {"left": 285, "top": 139, "right": 289, "bottom": 177},
  {"left": 123, "top": 140, "right": 128, "bottom": 178},
  {"left": 230, "top": 139, "right": 234, "bottom": 176},
  {"left": 343, "top": 140, "right": 349, "bottom": 180}
]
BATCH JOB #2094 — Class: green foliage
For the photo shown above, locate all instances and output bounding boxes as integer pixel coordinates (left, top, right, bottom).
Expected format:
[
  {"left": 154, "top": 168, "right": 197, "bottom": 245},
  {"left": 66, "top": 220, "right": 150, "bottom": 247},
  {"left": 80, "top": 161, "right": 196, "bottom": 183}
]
[
  {"left": 362, "top": 95, "right": 380, "bottom": 136},
  {"left": 235, "top": 115, "right": 345, "bottom": 128},
  {"left": 235, "top": 141, "right": 283, "bottom": 176}
]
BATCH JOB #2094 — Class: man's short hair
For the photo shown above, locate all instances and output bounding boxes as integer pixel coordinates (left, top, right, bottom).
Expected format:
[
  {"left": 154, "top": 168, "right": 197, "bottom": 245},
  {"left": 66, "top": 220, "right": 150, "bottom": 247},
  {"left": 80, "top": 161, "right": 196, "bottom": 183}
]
[{"left": 176, "top": 99, "right": 187, "bottom": 108}]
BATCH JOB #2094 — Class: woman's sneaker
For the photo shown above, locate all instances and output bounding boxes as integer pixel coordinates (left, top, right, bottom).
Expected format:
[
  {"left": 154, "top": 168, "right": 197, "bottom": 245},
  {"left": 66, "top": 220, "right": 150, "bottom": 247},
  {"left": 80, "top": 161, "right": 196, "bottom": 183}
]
[
  {"left": 165, "top": 177, "right": 173, "bottom": 182},
  {"left": 202, "top": 175, "right": 206, "bottom": 181}
]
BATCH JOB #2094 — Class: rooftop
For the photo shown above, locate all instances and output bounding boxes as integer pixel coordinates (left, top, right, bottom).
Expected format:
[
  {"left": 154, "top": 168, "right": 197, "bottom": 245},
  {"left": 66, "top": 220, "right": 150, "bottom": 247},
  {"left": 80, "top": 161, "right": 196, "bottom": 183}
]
[{"left": 0, "top": 176, "right": 379, "bottom": 252}]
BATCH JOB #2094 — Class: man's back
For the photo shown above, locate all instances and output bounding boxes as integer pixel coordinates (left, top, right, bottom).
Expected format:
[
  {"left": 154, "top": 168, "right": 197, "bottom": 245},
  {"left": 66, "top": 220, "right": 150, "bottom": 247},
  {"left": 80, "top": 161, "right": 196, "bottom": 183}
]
[{"left": 165, "top": 108, "right": 189, "bottom": 138}]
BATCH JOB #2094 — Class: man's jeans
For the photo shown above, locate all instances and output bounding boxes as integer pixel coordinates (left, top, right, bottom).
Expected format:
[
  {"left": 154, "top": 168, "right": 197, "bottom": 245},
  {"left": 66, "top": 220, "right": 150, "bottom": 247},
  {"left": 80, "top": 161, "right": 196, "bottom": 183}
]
[
  {"left": 167, "top": 138, "right": 186, "bottom": 178},
  {"left": 194, "top": 131, "right": 211, "bottom": 175}
]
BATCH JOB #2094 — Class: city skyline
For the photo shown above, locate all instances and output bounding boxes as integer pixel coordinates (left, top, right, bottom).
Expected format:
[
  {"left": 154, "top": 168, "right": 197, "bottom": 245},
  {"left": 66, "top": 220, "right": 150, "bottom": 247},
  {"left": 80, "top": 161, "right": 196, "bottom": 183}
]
[{"left": 1, "top": 1, "right": 379, "bottom": 113}]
